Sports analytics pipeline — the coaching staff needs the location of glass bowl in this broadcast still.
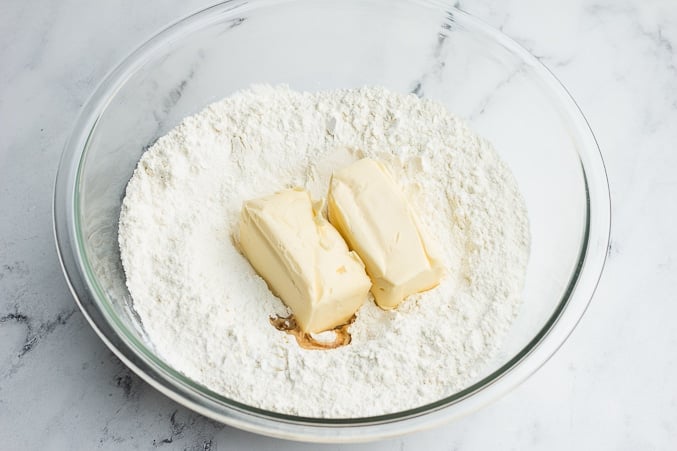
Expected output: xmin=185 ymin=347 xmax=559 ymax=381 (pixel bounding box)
xmin=53 ymin=0 xmax=610 ymax=442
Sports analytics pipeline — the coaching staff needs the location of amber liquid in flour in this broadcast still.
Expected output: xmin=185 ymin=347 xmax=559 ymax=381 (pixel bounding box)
xmin=269 ymin=314 xmax=354 ymax=350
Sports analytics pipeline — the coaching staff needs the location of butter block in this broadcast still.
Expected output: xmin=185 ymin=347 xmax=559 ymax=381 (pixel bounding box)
xmin=327 ymin=159 xmax=443 ymax=309
xmin=238 ymin=188 xmax=371 ymax=333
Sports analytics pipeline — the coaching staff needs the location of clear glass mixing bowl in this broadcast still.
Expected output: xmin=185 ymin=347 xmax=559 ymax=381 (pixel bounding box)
xmin=53 ymin=0 xmax=610 ymax=442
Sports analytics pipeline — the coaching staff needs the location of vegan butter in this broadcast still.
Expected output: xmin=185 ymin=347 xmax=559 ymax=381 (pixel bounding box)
xmin=239 ymin=188 xmax=371 ymax=333
xmin=328 ymin=158 xmax=443 ymax=309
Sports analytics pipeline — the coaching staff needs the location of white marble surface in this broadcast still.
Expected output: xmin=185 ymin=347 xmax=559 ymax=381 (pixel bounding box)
xmin=1 ymin=0 xmax=675 ymax=449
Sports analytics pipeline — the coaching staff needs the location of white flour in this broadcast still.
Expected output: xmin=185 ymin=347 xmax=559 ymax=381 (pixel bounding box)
xmin=118 ymin=85 xmax=529 ymax=417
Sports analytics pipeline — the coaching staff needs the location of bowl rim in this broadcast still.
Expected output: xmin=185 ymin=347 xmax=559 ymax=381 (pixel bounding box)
xmin=53 ymin=0 xmax=611 ymax=442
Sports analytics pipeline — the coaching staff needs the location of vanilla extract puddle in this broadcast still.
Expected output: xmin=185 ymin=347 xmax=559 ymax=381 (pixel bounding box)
xmin=269 ymin=314 xmax=355 ymax=350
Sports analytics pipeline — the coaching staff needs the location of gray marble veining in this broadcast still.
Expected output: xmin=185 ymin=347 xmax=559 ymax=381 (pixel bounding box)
xmin=1 ymin=0 xmax=676 ymax=449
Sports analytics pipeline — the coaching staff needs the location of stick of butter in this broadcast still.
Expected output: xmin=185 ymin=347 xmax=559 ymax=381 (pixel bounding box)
xmin=327 ymin=158 xmax=443 ymax=309
xmin=238 ymin=188 xmax=371 ymax=333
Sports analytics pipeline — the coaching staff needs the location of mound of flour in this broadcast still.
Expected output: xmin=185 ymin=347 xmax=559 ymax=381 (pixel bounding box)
xmin=118 ymin=85 xmax=529 ymax=417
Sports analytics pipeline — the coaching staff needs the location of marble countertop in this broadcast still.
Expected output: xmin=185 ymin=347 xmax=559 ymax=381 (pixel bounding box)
xmin=1 ymin=0 xmax=675 ymax=449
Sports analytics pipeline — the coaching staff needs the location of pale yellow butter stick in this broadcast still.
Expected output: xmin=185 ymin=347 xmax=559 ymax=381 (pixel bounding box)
xmin=327 ymin=158 xmax=443 ymax=309
xmin=238 ymin=188 xmax=371 ymax=333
